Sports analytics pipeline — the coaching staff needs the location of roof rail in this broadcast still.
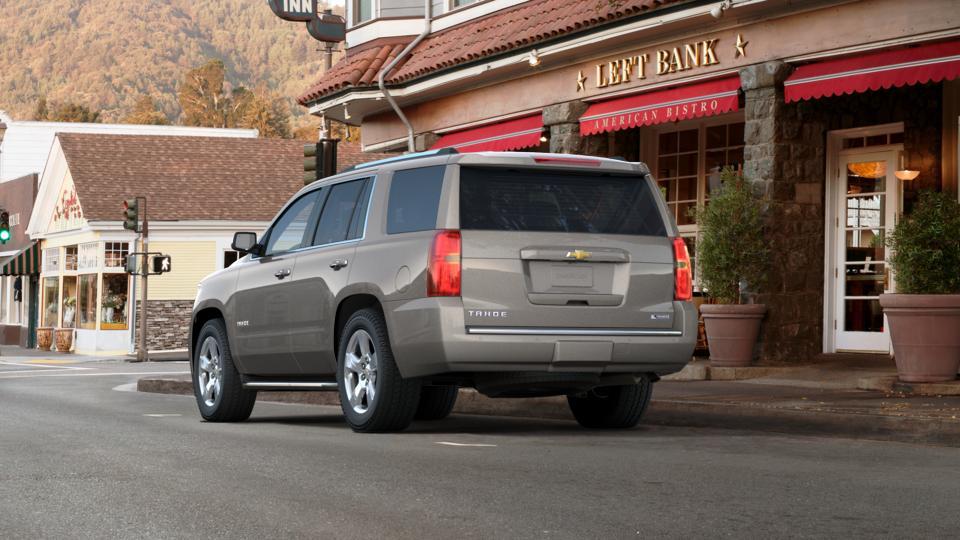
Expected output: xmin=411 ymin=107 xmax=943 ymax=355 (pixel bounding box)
xmin=344 ymin=147 xmax=458 ymax=172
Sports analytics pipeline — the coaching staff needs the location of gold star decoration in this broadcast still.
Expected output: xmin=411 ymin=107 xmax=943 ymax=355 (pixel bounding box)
xmin=576 ymin=70 xmax=587 ymax=92
xmin=735 ymin=33 xmax=749 ymax=58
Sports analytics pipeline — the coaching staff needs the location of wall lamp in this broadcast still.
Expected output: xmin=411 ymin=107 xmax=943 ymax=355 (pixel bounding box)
xmin=710 ymin=0 xmax=733 ymax=19
xmin=527 ymin=49 xmax=542 ymax=68
xmin=895 ymin=150 xmax=919 ymax=181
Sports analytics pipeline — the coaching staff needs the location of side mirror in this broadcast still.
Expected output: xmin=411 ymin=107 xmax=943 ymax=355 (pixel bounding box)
xmin=232 ymin=232 xmax=260 ymax=255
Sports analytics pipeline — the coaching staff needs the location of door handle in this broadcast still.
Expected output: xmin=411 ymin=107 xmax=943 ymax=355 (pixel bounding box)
xmin=330 ymin=259 xmax=349 ymax=271
xmin=274 ymin=268 xmax=291 ymax=280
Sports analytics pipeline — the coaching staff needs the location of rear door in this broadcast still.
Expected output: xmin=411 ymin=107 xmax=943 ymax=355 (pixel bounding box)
xmin=458 ymin=166 xmax=677 ymax=332
xmin=289 ymin=177 xmax=372 ymax=375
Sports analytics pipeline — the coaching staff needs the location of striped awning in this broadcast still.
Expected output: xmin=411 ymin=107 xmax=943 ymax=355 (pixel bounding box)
xmin=431 ymin=115 xmax=544 ymax=153
xmin=785 ymin=40 xmax=960 ymax=103
xmin=1 ymin=242 xmax=40 ymax=276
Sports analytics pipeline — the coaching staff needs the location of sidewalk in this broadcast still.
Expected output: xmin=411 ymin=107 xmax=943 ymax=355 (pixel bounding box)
xmin=137 ymin=357 xmax=960 ymax=446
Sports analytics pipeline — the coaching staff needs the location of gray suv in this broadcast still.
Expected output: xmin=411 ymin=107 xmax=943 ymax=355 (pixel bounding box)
xmin=190 ymin=150 xmax=696 ymax=432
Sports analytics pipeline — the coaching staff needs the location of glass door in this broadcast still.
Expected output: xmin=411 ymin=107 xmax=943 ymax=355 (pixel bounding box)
xmin=834 ymin=150 xmax=898 ymax=352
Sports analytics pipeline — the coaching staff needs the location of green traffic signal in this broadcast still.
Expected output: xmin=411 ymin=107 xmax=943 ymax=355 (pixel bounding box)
xmin=0 ymin=211 xmax=9 ymax=244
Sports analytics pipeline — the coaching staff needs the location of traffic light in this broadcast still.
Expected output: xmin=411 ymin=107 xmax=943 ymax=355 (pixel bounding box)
xmin=303 ymin=139 xmax=339 ymax=185
xmin=123 ymin=198 xmax=139 ymax=232
xmin=0 ymin=212 xmax=9 ymax=244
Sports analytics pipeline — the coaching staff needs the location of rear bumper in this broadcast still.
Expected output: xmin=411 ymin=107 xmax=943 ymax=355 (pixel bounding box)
xmin=383 ymin=297 xmax=696 ymax=379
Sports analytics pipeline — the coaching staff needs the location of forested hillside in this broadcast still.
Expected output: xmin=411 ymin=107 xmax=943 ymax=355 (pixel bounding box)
xmin=0 ymin=0 xmax=337 ymax=123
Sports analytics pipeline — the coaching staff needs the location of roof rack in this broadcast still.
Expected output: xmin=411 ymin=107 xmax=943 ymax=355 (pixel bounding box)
xmin=344 ymin=147 xmax=458 ymax=172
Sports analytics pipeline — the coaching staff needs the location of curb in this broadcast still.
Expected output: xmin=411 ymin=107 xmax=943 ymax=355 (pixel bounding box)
xmin=137 ymin=377 xmax=960 ymax=446
xmin=858 ymin=375 xmax=960 ymax=396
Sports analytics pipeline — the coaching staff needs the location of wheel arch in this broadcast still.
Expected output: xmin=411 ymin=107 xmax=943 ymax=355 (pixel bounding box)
xmin=334 ymin=293 xmax=384 ymax=360
xmin=191 ymin=306 xmax=225 ymax=373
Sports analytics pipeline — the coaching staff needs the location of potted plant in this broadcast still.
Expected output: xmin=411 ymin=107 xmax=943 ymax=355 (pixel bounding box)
xmin=695 ymin=168 xmax=769 ymax=367
xmin=62 ymin=296 xmax=76 ymax=328
xmin=880 ymin=191 xmax=960 ymax=382
xmin=102 ymin=294 xmax=120 ymax=323
xmin=55 ymin=327 xmax=74 ymax=353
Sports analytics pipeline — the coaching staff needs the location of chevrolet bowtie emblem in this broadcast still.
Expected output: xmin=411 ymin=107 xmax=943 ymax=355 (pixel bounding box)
xmin=565 ymin=250 xmax=592 ymax=261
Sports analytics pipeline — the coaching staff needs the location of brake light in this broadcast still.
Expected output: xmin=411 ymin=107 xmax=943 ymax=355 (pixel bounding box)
xmin=533 ymin=156 xmax=602 ymax=167
xmin=672 ymin=237 xmax=693 ymax=301
xmin=428 ymin=230 xmax=461 ymax=297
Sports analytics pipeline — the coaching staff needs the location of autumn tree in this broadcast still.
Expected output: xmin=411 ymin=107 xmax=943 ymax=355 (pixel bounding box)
xmin=122 ymin=95 xmax=170 ymax=125
xmin=178 ymin=59 xmax=231 ymax=128
xmin=33 ymin=98 xmax=101 ymax=123
xmin=236 ymin=85 xmax=291 ymax=138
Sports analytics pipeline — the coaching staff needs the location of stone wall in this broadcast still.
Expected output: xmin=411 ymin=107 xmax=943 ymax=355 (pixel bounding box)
xmin=133 ymin=299 xmax=192 ymax=351
xmin=741 ymin=61 xmax=943 ymax=363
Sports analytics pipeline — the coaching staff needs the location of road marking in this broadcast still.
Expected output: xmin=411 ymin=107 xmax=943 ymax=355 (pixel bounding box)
xmin=435 ymin=441 xmax=497 ymax=448
xmin=0 ymin=370 xmax=189 ymax=380
xmin=143 ymin=414 xmax=182 ymax=418
xmin=20 ymin=359 xmax=77 ymax=365
xmin=0 ymin=360 xmax=87 ymax=371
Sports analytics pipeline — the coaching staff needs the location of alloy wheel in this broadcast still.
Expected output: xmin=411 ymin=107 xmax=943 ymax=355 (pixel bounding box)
xmin=197 ymin=336 xmax=223 ymax=407
xmin=343 ymin=329 xmax=379 ymax=414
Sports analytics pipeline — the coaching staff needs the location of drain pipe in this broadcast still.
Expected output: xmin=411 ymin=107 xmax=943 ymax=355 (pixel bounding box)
xmin=378 ymin=0 xmax=432 ymax=153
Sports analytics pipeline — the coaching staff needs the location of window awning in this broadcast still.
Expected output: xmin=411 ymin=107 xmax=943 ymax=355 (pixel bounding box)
xmin=579 ymin=76 xmax=741 ymax=136
xmin=785 ymin=40 xmax=960 ymax=103
xmin=1 ymin=242 xmax=40 ymax=276
xmin=431 ymin=115 xmax=544 ymax=152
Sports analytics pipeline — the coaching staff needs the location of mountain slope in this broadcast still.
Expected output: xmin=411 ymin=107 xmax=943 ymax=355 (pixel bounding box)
xmin=0 ymin=0 xmax=336 ymax=123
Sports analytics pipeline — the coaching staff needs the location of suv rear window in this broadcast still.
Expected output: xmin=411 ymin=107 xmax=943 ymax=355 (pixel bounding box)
xmin=387 ymin=166 xmax=445 ymax=234
xmin=459 ymin=167 xmax=667 ymax=236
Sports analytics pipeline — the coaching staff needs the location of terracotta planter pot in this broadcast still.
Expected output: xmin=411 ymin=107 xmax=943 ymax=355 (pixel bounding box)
xmin=700 ymin=304 xmax=766 ymax=367
xmin=879 ymin=294 xmax=960 ymax=383
xmin=36 ymin=327 xmax=54 ymax=351
xmin=55 ymin=328 xmax=74 ymax=353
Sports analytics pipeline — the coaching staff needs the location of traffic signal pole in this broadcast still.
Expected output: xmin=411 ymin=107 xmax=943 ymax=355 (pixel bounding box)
xmin=137 ymin=196 xmax=149 ymax=363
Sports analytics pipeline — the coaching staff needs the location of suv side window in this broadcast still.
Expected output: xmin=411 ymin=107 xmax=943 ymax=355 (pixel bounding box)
xmin=387 ymin=166 xmax=445 ymax=234
xmin=263 ymin=190 xmax=322 ymax=256
xmin=313 ymin=178 xmax=368 ymax=246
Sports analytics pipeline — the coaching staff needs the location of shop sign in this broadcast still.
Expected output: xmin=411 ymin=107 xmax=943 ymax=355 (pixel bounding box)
xmin=577 ymin=34 xmax=749 ymax=92
xmin=50 ymin=178 xmax=85 ymax=233
xmin=267 ymin=0 xmax=316 ymax=22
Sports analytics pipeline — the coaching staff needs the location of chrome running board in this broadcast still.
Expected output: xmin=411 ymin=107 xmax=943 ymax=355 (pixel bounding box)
xmin=466 ymin=327 xmax=682 ymax=337
xmin=242 ymin=381 xmax=339 ymax=391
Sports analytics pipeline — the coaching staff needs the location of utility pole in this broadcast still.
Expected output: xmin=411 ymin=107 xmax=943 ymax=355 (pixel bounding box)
xmin=137 ymin=197 xmax=148 ymax=362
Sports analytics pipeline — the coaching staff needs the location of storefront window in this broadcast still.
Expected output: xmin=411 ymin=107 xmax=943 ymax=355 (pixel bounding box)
xmin=104 ymin=242 xmax=129 ymax=268
xmin=79 ymin=242 xmax=100 ymax=271
xmin=43 ymin=248 xmax=59 ymax=274
xmin=658 ymin=128 xmax=700 ymax=226
xmin=78 ymin=274 xmax=98 ymax=330
xmin=64 ymin=246 xmax=78 ymax=271
xmin=42 ymin=277 xmax=59 ymax=327
xmin=61 ymin=276 xmax=78 ymax=328
xmin=101 ymin=274 xmax=129 ymax=330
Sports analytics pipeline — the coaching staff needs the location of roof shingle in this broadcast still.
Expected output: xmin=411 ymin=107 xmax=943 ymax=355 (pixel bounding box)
xmin=299 ymin=0 xmax=684 ymax=105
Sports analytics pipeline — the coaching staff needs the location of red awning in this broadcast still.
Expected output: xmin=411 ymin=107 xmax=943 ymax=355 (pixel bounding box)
xmin=579 ymin=77 xmax=740 ymax=136
xmin=785 ymin=40 xmax=960 ymax=103
xmin=431 ymin=115 xmax=543 ymax=152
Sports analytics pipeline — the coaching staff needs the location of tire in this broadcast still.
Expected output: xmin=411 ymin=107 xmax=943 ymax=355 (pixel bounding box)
xmin=566 ymin=377 xmax=653 ymax=429
xmin=336 ymin=308 xmax=421 ymax=432
xmin=415 ymin=385 xmax=459 ymax=420
xmin=193 ymin=318 xmax=256 ymax=422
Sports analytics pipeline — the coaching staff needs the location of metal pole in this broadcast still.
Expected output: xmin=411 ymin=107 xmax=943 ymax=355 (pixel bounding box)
xmin=137 ymin=196 xmax=149 ymax=362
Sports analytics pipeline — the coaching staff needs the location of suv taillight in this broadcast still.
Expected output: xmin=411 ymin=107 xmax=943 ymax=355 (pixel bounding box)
xmin=428 ymin=230 xmax=461 ymax=297
xmin=672 ymin=237 xmax=693 ymax=302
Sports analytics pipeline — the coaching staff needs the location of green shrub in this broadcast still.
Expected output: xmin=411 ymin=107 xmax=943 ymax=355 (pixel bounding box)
xmin=887 ymin=190 xmax=960 ymax=294
xmin=694 ymin=168 xmax=769 ymax=304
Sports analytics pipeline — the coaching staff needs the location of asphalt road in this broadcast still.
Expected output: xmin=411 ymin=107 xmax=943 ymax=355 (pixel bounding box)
xmin=1 ymin=359 xmax=959 ymax=539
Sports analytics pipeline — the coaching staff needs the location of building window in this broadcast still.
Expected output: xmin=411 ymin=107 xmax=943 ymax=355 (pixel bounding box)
xmin=62 ymin=276 xmax=78 ymax=328
xmin=43 ymin=248 xmax=59 ymax=274
xmin=101 ymin=274 xmax=128 ymax=330
xmin=451 ymin=0 xmax=478 ymax=8
xmin=42 ymin=277 xmax=59 ymax=327
xmin=64 ymin=246 xmax=78 ymax=271
xmin=355 ymin=0 xmax=374 ymax=23
xmin=79 ymin=242 xmax=100 ymax=271
xmin=104 ymin=242 xmax=129 ymax=269
xmin=0 ymin=277 xmax=7 ymax=324
xmin=78 ymin=274 xmax=98 ymax=330
xmin=654 ymin=118 xmax=745 ymax=290
xmin=224 ymin=250 xmax=240 ymax=268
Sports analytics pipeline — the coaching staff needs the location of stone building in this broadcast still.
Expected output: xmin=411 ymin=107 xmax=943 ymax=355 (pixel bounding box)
xmin=299 ymin=0 xmax=960 ymax=361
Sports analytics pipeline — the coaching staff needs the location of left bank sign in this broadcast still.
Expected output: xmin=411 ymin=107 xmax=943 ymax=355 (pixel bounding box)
xmin=267 ymin=0 xmax=316 ymax=22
